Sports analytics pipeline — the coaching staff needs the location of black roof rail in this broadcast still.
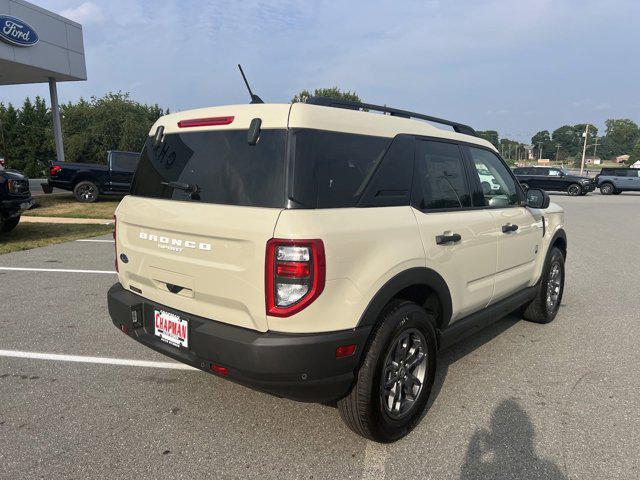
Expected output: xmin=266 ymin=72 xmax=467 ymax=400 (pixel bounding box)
xmin=305 ymin=96 xmax=478 ymax=137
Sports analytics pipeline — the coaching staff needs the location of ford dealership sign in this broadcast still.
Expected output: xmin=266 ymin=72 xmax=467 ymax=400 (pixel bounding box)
xmin=0 ymin=15 xmax=39 ymax=46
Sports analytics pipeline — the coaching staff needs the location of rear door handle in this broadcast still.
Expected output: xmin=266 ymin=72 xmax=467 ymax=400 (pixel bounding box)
xmin=436 ymin=233 xmax=462 ymax=245
xmin=502 ymin=223 xmax=519 ymax=233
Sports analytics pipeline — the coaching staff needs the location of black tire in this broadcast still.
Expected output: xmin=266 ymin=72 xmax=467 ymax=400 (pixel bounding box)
xmin=523 ymin=247 xmax=565 ymax=324
xmin=599 ymin=183 xmax=614 ymax=195
xmin=0 ymin=215 xmax=20 ymax=233
xmin=520 ymin=182 xmax=530 ymax=192
xmin=613 ymin=190 xmax=622 ymax=195
xmin=74 ymin=180 xmax=99 ymax=203
xmin=338 ymin=300 xmax=437 ymax=442
xmin=567 ymin=184 xmax=581 ymax=196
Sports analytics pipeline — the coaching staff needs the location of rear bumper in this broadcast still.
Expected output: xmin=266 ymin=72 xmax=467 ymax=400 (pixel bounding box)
xmin=107 ymin=283 xmax=371 ymax=403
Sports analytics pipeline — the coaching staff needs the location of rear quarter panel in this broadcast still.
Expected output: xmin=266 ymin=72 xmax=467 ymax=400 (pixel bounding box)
xmin=271 ymin=206 xmax=424 ymax=333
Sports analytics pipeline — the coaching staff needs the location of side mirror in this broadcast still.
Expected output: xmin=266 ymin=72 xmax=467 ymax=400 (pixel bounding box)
xmin=526 ymin=188 xmax=550 ymax=209
xmin=247 ymin=118 xmax=262 ymax=145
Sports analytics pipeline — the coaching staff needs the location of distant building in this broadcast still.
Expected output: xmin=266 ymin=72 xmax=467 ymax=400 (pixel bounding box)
xmin=537 ymin=159 xmax=550 ymax=164
xmin=616 ymin=155 xmax=630 ymax=163
xmin=585 ymin=158 xmax=602 ymax=165
xmin=631 ymin=160 xmax=640 ymax=169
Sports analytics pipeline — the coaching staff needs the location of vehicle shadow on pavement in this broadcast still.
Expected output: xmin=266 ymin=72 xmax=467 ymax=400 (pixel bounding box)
xmin=429 ymin=313 xmax=521 ymax=408
xmin=459 ymin=398 xmax=567 ymax=480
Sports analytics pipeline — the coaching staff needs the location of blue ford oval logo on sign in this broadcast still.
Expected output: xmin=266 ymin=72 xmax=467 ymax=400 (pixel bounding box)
xmin=0 ymin=15 xmax=39 ymax=47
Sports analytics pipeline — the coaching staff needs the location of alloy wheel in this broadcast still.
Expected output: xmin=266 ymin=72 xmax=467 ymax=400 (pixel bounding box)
xmin=381 ymin=327 xmax=428 ymax=419
xmin=546 ymin=262 xmax=562 ymax=312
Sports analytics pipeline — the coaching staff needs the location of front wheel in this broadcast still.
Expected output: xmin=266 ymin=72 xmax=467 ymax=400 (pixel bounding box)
xmin=567 ymin=184 xmax=581 ymax=196
xmin=523 ymin=247 xmax=565 ymax=324
xmin=0 ymin=215 xmax=20 ymax=233
xmin=338 ymin=301 xmax=437 ymax=442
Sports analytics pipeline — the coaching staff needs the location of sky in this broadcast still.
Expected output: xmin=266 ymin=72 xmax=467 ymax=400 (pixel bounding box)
xmin=2 ymin=0 xmax=640 ymax=142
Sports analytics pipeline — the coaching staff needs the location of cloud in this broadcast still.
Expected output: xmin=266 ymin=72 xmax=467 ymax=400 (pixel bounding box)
xmin=60 ymin=2 xmax=105 ymax=25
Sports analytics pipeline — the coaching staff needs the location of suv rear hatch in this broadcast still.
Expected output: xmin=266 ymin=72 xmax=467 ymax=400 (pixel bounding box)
xmin=115 ymin=105 xmax=291 ymax=332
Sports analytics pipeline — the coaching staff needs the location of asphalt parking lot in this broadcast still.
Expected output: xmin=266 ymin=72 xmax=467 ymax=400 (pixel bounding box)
xmin=1 ymin=193 xmax=639 ymax=480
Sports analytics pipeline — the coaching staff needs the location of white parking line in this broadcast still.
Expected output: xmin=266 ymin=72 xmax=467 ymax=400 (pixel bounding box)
xmin=0 ymin=349 xmax=197 ymax=370
xmin=76 ymin=239 xmax=115 ymax=243
xmin=0 ymin=267 xmax=116 ymax=274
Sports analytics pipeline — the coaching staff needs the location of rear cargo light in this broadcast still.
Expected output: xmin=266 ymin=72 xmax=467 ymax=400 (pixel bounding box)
xmin=177 ymin=116 xmax=234 ymax=128
xmin=265 ymin=239 xmax=325 ymax=317
xmin=49 ymin=165 xmax=61 ymax=175
xmin=113 ymin=215 xmax=118 ymax=273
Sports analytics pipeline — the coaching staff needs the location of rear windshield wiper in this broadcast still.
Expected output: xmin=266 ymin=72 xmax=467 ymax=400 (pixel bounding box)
xmin=161 ymin=181 xmax=200 ymax=194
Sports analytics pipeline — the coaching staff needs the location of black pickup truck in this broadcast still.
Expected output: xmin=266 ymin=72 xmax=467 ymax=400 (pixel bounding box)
xmin=1 ymin=168 xmax=34 ymax=233
xmin=42 ymin=151 xmax=139 ymax=202
xmin=513 ymin=166 xmax=595 ymax=196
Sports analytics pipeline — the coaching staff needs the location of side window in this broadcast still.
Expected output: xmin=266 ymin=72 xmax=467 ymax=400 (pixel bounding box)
xmin=413 ymin=140 xmax=471 ymax=210
xmin=112 ymin=153 xmax=139 ymax=172
xmin=616 ymin=170 xmax=629 ymax=177
xmin=548 ymin=169 xmax=562 ymax=177
xmin=467 ymin=147 xmax=520 ymax=207
xmin=358 ymin=135 xmax=414 ymax=207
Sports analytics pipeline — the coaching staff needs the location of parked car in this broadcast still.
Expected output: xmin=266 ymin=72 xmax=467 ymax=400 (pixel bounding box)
xmin=107 ymin=97 xmax=567 ymax=442
xmin=594 ymin=168 xmax=640 ymax=195
xmin=42 ymin=151 xmax=139 ymax=202
xmin=513 ymin=166 xmax=595 ymax=196
xmin=0 ymin=168 xmax=34 ymax=233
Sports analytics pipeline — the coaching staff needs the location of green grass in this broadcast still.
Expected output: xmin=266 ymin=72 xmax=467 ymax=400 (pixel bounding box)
xmin=24 ymin=194 xmax=122 ymax=219
xmin=0 ymin=222 xmax=114 ymax=255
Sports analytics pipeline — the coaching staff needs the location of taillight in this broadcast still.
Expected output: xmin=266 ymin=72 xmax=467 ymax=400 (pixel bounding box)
xmin=265 ymin=239 xmax=325 ymax=317
xmin=50 ymin=165 xmax=61 ymax=175
xmin=177 ymin=116 xmax=234 ymax=128
xmin=113 ymin=215 xmax=118 ymax=273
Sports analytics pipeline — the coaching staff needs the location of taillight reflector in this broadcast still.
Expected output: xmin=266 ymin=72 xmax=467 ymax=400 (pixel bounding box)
xmin=177 ymin=116 xmax=234 ymax=128
xmin=50 ymin=165 xmax=61 ymax=175
xmin=336 ymin=344 xmax=357 ymax=358
xmin=210 ymin=364 xmax=229 ymax=376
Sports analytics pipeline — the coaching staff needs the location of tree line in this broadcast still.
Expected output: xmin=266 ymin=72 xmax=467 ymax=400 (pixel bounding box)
xmin=478 ymin=119 xmax=640 ymax=165
xmin=0 ymin=92 xmax=165 ymax=177
xmin=1 ymin=88 xmax=638 ymax=177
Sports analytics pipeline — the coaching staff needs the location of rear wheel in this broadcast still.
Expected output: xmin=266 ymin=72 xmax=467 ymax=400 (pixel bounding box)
xmin=74 ymin=181 xmax=99 ymax=203
xmin=523 ymin=247 xmax=565 ymax=324
xmin=338 ymin=301 xmax=437 ymax=442
xmin=567 ymin=184 xmax=581 ymax=196
xmin=0 ymin=215 xmax=20 ymax=233
xmin=599 ymin=183 xmax=614 ymax=195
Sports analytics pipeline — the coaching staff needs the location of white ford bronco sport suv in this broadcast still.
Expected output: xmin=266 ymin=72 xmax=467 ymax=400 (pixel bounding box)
xmin=108 ymin=97 xmax=566 ymax=442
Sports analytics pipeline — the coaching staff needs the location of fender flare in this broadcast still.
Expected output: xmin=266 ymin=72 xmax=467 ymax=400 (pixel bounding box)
xmin=356 ymin=267 xmax=453 ymax=330
xmin=549 ymin=228 xmax=567 ymax=258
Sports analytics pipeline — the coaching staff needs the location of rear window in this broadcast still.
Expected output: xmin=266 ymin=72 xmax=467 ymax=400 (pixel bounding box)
xmin=111 ymin=152 xmax=139 ymax=172
xmin=131 ymin=129 xmax=286 ymax=208
xmin=288 ymin=129 xmax=391 ymax=208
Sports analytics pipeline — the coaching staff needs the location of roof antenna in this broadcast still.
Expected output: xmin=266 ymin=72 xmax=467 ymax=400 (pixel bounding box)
xmin=237 ymin=64 xmax=264 ymax=104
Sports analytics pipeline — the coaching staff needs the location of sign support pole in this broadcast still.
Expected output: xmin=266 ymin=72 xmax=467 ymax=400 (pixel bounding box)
xmin=48 ymin=77 xmax=65 ymax=163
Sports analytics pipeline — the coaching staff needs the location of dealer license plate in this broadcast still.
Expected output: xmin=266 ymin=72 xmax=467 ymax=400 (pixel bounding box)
xmin=153 ymin=309 xmax=188 ymax=348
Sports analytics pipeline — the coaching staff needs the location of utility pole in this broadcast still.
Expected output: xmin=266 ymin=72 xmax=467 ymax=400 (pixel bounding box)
xmin=556 ymin=144 xmax=561 ymax=164
xmin=580 ymin=124 xmax=589 ymax=175
xmin=538 ymin=142 xmax=543 ymax=160
xmin=592 ymin=137 xmax=599 ymax=159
